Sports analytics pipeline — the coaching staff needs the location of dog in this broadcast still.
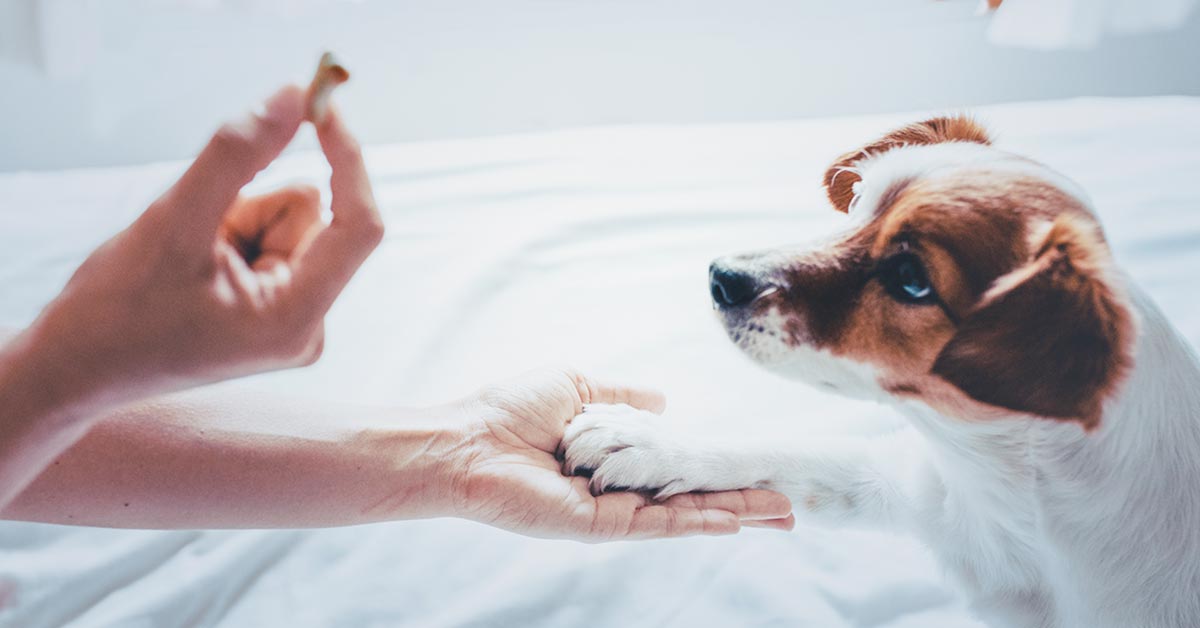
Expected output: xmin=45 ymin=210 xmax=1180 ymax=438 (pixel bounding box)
xmin=561 ymin=116 xmax=1200 ymax=628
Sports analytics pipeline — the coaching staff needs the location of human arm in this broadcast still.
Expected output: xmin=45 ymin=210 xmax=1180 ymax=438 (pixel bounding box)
xmin=0 ymin=384 xmax=457 ymax=529
xmin=0 ymin=83 xmax=381 ymax=511
xmin=1 ymin=368 xmax=794 ymax=539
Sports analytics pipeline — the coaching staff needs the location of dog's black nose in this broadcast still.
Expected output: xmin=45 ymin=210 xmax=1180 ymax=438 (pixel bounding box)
xmin=710 ymin=262 xmax=761 ymax=308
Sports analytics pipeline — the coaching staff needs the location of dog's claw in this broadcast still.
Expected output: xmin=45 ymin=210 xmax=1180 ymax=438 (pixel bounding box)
xmin=561 ymin=404 xmax=701 ymax=499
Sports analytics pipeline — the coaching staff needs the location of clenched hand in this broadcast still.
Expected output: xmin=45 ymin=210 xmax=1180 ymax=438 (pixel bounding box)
xmin=25 ymin=85 xmax=383 ymax=413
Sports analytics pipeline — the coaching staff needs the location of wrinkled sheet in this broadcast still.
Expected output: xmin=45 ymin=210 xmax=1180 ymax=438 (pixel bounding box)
xmin=1 ymin=97 xmax=1198 ymax=627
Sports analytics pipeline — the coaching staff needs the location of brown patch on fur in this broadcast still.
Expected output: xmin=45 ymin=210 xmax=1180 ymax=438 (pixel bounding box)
xmin=773 ymin=242 xmax=874 ymax=348
xmin=827 ymin=176 xmax=1128 ymax=428
xmin=779 ymin=170 xmax=1068 ymax=355
xmin=743 ymin=117 xmax=1131 ymax=429
xmin=931 ymin=214 xmax=1133 ymax=428
xmin=878 ymin=172 xmax=1086 ymax=297
xmin=821 ymin=171 xmax=1101 ymax=387
xmin=824 ymin=115 xmax=992 ymax=213
xmin=884 ymin=382 xmax=922 ymax=396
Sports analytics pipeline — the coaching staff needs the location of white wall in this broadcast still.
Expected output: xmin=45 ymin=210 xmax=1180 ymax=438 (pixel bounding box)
xmin=2 ymin=0 xmax=1199 ymax=172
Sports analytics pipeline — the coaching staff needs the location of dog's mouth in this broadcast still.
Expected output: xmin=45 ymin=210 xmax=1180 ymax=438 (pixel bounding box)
xmin=716 ymin=301 xmax=885 ymax=401
xmin=714 ymin=290 xmax=795 ymax=366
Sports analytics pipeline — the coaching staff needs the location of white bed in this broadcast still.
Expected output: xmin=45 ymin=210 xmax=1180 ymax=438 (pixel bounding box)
xmin=1 ymin=97 xmax=1198 ymax=627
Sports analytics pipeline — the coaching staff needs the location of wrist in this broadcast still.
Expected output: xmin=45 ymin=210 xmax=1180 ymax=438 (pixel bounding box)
xmin=350 ymin=402 xmax=477 ymax=523
xmin=0 ymin=327 xmax=104 ymax=511
xmin=0 ymin=321 xmax=103 ymax=430
xmin=430 ymin=396 xmax=530 ymax=525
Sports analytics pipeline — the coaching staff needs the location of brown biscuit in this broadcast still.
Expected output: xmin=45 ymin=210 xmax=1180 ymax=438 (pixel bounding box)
xmin=305 ymin=52 xmax=350 ymax=124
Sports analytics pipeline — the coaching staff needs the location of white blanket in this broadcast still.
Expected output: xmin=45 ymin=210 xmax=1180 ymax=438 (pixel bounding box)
xmin=1 ymin=97 xmax=1198 ymax=627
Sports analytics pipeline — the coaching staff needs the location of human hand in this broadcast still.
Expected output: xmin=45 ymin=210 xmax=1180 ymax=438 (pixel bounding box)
xmin=446 ymin=368 xmax=795 ymax=541
xmin=22 ymin=85 xmax=383 ymax=413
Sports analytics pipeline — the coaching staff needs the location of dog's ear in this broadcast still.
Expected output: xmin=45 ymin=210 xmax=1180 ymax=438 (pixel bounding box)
xmin=931 ymin=214 xmax=1133 ymax=429
xmin=824 ymin=115 xmax=991 ymax=213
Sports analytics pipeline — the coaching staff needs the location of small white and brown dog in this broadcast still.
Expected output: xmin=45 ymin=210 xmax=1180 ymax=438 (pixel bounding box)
xmin=562 ymin=117 xmax=1200 ymax=628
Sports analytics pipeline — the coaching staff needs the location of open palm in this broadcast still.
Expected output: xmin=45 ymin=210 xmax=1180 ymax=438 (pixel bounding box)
xmin=452 ymin=368 xmax=793 ymax=541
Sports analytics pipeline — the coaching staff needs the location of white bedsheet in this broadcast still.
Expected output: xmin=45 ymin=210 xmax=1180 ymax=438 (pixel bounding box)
xmin=1 ymin=97 xmax=1198 ymax=628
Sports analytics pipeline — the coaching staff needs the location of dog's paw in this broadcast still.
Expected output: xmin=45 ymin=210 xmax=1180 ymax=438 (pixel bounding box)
xmin=560 ymin=403 xmax=706 ymax=500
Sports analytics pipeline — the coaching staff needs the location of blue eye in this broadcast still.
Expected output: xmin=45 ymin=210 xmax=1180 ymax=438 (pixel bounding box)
xmin=879 ymin=253 xmax=935 ymax=303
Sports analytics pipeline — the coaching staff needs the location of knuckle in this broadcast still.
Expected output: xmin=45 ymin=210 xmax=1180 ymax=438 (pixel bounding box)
xmin=299 ymin=339 xmax=324 ymax=366
xmin=575 ymin=380 xmax=593 ymax=406
xmin=266 ymin=313 xmax=314 ymax=356
xmin=564 ymin=368 xmax=592 ymax=404
xmin=279 ymin=330 xmax=322 ymax=366
xmin=211 ymin=122 xmax=255 ymax=155
xmin=333 ymin=202 xmax=385 ymax=247
xmin=349 ymin=210 xmax=385 ymax=248
xmin=664 ymin=508 xmax=681 ymax=534
xmin=362 ymin=213 xmax=386 ymax=244
xmin=250 ymin=107 xmax=292 ymax=143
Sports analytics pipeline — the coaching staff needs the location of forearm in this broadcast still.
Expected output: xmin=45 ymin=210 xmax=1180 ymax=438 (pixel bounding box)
xmin=0 ymin=386 xmax=468 ymax=529
xmin=0 ymin=325 xmax=104 ymax=511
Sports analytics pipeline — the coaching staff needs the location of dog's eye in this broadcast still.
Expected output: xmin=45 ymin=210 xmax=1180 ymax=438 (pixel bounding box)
xmin=878 ymin=253 xmax=935 ymax=303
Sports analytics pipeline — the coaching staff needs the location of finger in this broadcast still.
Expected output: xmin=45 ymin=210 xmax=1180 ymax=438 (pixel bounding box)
xmin=248 ymin=255 xmax=295 ymax=303
xmin=659 ymin=489 xmax=793 ymax=520
xmin=222 ymin=185 xmax=322 ymax=264
xmin=571 ymin=371 xmax=667 ymax=415
xmin=214 ymin=239 xmax=262 ymax=305
xmin=626 ymin=504 xmax=740 ymax=538
xmin=584 ymin=490 xmax=647 ymax=540
xmin=742 ymin=515 xmax=796 ymax=531
xmin=289 ymin=105 xmax=384 ymax=317
xmin=160 ymin=85 xmax=306 ymax=247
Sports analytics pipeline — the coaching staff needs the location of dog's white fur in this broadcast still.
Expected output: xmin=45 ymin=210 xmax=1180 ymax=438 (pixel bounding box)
xmin=563 ymin=142 xmax=1200 ymax=627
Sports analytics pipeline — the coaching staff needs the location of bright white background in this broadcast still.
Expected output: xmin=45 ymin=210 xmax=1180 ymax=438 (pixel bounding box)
xmin=1 ymin=4 xmax=1199 ymax=627
xmin=2 ymin=0 xmax=1199 ymax=172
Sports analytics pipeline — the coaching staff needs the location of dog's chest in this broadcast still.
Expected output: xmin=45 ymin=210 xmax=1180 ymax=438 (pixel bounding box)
xmin=934 ymin=510 xmax=1041 ymax=586
xmin=916 ymin=465 xmax=1056 ymax=625
xmin=932 ymin=512 xmax=1055 ymax=627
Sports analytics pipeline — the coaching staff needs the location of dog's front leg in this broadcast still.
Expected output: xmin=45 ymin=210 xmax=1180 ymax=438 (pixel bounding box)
xmin=561 ymin=404 xmax=929 ymax=531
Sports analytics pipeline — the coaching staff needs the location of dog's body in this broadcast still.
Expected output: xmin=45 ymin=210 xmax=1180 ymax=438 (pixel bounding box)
xmin=563 ymin=118 xmax=1200 ymax=627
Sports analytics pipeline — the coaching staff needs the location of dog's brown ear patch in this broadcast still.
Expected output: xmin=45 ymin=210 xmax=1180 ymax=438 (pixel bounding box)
xmin=824 ymin=115 xmax=992 ymax=213
xmin=931 ymin=214 xmax=1133 ymax=429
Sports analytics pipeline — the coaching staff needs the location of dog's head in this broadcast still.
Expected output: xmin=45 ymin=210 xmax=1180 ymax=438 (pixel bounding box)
xmin=712 ymin=116 xmax=1134 ymax=430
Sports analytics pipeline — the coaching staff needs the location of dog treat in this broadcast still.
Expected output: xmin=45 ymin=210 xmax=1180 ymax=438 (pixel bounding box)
xmin=305 ymin=52 xmax=350 ymax=124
